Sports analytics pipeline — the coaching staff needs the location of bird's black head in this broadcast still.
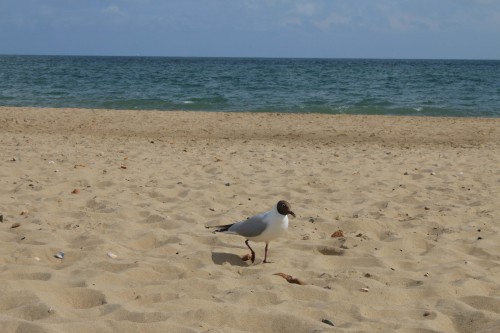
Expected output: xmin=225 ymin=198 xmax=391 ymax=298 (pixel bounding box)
xmin=277 ymin=200 xmax=296 ymax=217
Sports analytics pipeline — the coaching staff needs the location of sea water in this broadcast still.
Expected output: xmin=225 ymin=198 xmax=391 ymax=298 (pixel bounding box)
xmin=1 ymin=55 xmax=499 ymax=117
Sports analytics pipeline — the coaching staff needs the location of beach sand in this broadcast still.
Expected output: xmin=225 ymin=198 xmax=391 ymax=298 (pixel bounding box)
xmin=1 ymin=106 xmax=499 ymax=333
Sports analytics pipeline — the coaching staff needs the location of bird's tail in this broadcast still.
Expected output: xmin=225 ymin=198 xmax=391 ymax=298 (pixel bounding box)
xmin=206 ymin=223 xmax=234 ymax=233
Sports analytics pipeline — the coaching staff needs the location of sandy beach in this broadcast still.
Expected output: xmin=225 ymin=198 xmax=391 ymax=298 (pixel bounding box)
xmin=1 ymin=106 xmax=499 ymax=333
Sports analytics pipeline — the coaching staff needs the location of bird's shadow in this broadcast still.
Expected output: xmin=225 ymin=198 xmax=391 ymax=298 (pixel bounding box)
xmin=211 ymin=252 xmax=250 ymax=266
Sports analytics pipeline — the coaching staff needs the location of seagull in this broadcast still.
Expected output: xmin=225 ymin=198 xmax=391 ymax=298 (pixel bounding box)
xmin=209 ymin=200 xmax=296 ymax=263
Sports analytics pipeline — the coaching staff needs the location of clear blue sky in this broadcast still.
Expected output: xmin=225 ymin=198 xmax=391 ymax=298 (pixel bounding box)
xmin=1 ymin=0 xmax=499 ymax=59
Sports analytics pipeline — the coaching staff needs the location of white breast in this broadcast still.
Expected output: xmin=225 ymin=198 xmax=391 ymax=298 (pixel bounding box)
xmin=249 ymin=215 xmax=288 ymax=242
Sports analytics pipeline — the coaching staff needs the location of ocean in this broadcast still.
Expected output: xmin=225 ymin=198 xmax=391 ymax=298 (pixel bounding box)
xmin=1 ymin=55 xmax=499 ymax=117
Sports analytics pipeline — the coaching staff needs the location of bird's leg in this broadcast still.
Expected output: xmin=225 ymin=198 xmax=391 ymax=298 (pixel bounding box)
xmin=245 ymin=240 xmax=256 ymax=263
xmin=263 ymin=242 xmax=271 ymax=263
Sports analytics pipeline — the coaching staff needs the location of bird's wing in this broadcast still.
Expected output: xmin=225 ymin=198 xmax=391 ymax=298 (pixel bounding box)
xmin=229 ymin=213 xmax=268 ymax=238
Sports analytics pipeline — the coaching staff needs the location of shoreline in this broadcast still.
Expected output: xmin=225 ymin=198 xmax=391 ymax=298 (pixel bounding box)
xmin=2 ymin=106 xmax=499 ymax=146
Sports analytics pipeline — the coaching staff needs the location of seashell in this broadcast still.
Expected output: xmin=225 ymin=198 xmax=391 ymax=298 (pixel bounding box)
xmin=107 ymin=251 xmax=117 ymax=259
xmin=241 ymin=253 xmax=252 ymax=261
xmin=11 ymin=222 xmax=21 ymax=229
xmin=331 ymin=230 xmax=344 ymax=238
xmin=360 ymin=287 xmax=369 ymax=292
xmin=54 ymin=251 xmax=65 ymax=259
xmin=321 ymin=319 xmax=335 ymax=326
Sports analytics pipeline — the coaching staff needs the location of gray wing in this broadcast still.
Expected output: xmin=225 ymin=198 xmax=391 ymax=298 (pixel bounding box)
xmin=229 ymin=213 xmax=268 ymax=238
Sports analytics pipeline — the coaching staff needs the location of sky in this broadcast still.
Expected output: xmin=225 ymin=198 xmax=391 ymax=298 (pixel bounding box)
xmin=1 ymin=0 xmax=499 ymax=59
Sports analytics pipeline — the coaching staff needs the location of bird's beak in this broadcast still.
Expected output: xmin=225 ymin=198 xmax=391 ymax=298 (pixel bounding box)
xmin=289 ymin=211 xmax=296 ymax=218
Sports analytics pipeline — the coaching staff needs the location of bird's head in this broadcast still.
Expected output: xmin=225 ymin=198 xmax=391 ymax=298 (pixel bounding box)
xmin=277 ymin=200 xmax=296 ymax=217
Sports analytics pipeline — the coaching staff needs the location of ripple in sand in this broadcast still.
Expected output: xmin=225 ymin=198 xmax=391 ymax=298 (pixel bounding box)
xmin=10 ymin=272 xmax=52 ymax=281
xmin=56 ymin=288 xmax=107 ymax=309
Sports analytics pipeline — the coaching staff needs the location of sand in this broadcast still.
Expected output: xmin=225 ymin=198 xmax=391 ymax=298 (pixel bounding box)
xmin=1 ymin=106 xmax=499 ymax=333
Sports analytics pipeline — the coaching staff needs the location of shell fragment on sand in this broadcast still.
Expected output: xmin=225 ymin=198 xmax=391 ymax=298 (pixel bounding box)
xmin=273 ymin=273 xmax=306 ymax=285
xmin=107 ymin=251 xmax=118 ymax=259
xmin=54 ymin=251 xmax=65 ymax=259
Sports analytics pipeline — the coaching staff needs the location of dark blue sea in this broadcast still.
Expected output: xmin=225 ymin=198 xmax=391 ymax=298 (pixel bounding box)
xmin=1 ymin=55 xmax=499 ymax=117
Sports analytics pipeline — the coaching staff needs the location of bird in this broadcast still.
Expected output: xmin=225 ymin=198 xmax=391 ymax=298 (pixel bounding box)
xmin=209 ymin=200 xmax=295 ymax=263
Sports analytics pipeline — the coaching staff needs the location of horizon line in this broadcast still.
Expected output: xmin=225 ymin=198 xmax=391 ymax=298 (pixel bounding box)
xmin=1 ymin=53 xmax=499 ymax=62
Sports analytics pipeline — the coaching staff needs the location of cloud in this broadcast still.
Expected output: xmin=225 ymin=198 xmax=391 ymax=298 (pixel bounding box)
xmin=99 ymin=4 xmax=131 ymax=25
xmin=315 ymin=13 xmax=351 ymax=30
xmin=388 ymin=13 xmax=439 ymax=32
xmin=102 ymin=5 xmax=125 ymax=16
xmin=277 ymin=1 xmax=352 ymax=31
xmin=295 ymin=3 xmax=316 ymax=16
